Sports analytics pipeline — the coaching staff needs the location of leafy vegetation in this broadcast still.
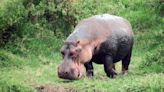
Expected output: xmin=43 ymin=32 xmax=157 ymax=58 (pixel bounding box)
xmin=0 ymin=0 xmax=163 ymax=92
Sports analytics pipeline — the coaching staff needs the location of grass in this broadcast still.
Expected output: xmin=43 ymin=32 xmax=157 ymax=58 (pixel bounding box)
xmin=0 ymin=0 xmax=163 ymax=91
xmin=0 ymin=25 xmax=164 ymax=92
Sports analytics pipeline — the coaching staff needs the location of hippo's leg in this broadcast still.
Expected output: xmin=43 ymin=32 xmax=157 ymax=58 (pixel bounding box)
xmin=84 ymin=62 xmax=93 ymax=77
xmin=112 ymin=64 xmax=115 ymax=70
xmin=112 ymin=64 xmax=117 ymax=73
xmin=104 ymin=56 xmax=117 ymax=78
xmin=122 ymin=51 xmax=132 ymax=75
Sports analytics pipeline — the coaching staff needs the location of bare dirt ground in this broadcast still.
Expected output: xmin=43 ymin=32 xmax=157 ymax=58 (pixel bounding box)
xmin=35 ymin=84 xmax=77 ymax=92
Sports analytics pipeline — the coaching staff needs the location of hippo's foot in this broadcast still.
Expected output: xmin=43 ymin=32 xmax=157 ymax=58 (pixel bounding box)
xmin=86 ymin=70 xmax=93 ymax=78
xmin=122 ymin=70 xmax=128 ymax=76
xmin=106 ymin=69 xmax=117 ymax=78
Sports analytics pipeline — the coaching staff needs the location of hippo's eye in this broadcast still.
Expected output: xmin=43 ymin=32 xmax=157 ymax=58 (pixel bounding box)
xmin=61 ymin=51 xmax=65 ymax=56
xmin=69 ymin=52 xmax=74 ymax=57
xmin=76 ymin=48 xmax=81 ymax=52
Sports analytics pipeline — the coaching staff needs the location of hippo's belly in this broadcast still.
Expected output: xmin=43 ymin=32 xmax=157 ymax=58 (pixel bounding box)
xmin=91 ymin=53 xmax=106 ymax=64
xmin=91 ymin=34 xmax=132 ymax=64
xmin=91 ymin=50 xmax=128 ymax=64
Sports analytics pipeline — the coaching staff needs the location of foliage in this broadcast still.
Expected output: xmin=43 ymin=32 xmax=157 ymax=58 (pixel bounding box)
xmin=0 ymin=0 xmax=26 ymax=46
xmin=0 ymin=0 xmax=163 ymax=92
xmin=0 ymin=0 xmax=163 ymax=48
xmin=0 ymin=0 xmax=26 ymax=31
xmin=0 ymin=0 xmax=77 ymax=47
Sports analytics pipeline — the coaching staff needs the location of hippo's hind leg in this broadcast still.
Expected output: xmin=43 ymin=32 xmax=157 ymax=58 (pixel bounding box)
xmin=112 ymin=64 xmax=115 ymax=70
xmin=84 ymin=62 xmax=93 ymax=78
xmin=122 ymin=50 xmax=132 ymax=75
xmin=104 ymin=56 xmax=117 ymax=78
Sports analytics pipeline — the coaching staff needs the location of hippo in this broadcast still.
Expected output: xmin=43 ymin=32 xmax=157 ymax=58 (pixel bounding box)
xmin=58 ymin=14 xmax=133 ymax=80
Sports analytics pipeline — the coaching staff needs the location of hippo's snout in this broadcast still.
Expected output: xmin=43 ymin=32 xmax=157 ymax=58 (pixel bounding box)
xmin=58 ymin=65 xmax=81 ymax=80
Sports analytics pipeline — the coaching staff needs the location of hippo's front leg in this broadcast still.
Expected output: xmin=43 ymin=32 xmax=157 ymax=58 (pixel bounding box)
xmin=104 ymin=56 xmax=117 ymax=78
xmin=84 ymin=62 xmax=93 ymax=78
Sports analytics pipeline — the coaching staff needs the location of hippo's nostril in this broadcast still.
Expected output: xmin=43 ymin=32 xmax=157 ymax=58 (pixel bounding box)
xmin=65 ymin=71 xmax=68 ymax=75
xmin=63 ymin=71 xmax=70 ymax=76
xmin=58 ymin=71 xmax=69 ymax=78
xmin=78 ymin=73 xmax=80 ymax=77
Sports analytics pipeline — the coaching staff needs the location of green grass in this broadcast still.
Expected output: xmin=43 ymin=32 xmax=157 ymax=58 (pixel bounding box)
xmin=0 ymin=25 xmax=164 ymax=92
xmin=0 ymin=0 xmax=163 ymax=91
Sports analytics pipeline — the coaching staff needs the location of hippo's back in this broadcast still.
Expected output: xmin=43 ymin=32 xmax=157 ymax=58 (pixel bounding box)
xmin=67 ymin=14 xmax=133 ymax=44
xmin=79 ymin=14 xmax=134 ymax=63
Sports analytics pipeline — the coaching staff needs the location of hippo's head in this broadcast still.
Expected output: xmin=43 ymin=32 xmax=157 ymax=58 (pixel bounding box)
xmin=58 ymin=40 xmax=92 ymax=80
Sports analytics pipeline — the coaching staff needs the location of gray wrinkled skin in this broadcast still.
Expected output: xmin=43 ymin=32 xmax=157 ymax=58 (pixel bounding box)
xmin=58 ymin=14 xmax=134 ymax=79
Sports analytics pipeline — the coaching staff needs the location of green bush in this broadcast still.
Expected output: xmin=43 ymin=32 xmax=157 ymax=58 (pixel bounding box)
xmin=0 ymin=0 xmax=163 ymax=92
xmin=0 ymin=0 xmax=26 ymax=31
xmin=1 ymin=0 xmax=162 ymax=47
xmin=0 ymin=0 xmax=77 ymax=47
xmin=0 ymin=0 xmax=27 ymax=46
xmin=24 ymin=0 xmax=78 ymax=36
xmin=4 ymin=22 xmax=63 ymax=56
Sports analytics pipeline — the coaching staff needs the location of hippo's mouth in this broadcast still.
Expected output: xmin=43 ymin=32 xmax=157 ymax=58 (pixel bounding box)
xmin=58 ymin=60 xmax=86 ymax=80
xmin=58 ymin=67 xmax=83 ymax=80
xmin=58 ymin=71 xmax=81 ymax=80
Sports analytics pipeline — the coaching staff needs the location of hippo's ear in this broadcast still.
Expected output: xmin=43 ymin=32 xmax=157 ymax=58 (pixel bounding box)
xmin=75 ymin=40 xmax=80 ymax=47
xmin=76 ymin=48 xmax=81 ymax=53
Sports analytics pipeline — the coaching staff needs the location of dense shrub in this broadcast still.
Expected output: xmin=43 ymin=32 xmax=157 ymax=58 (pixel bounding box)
xmin=0 ymin=0 xmax=78 ymax=47
xmin=4 ymin=22 xmax=63 ymax=57
xmin=23 ymin=0 xmax=78 ymax=36
xmin=0 ymin=0 xmax=26 ymax=46
xmin=0 ymin=0 xmax=26 ymax=31
xmin=0 ymin=0 xmax=163 ymax=92
xmin=0 ymin=0 xmax=162 ymax=47
xmin=0 ymin=0 xmax=163 ymax=57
